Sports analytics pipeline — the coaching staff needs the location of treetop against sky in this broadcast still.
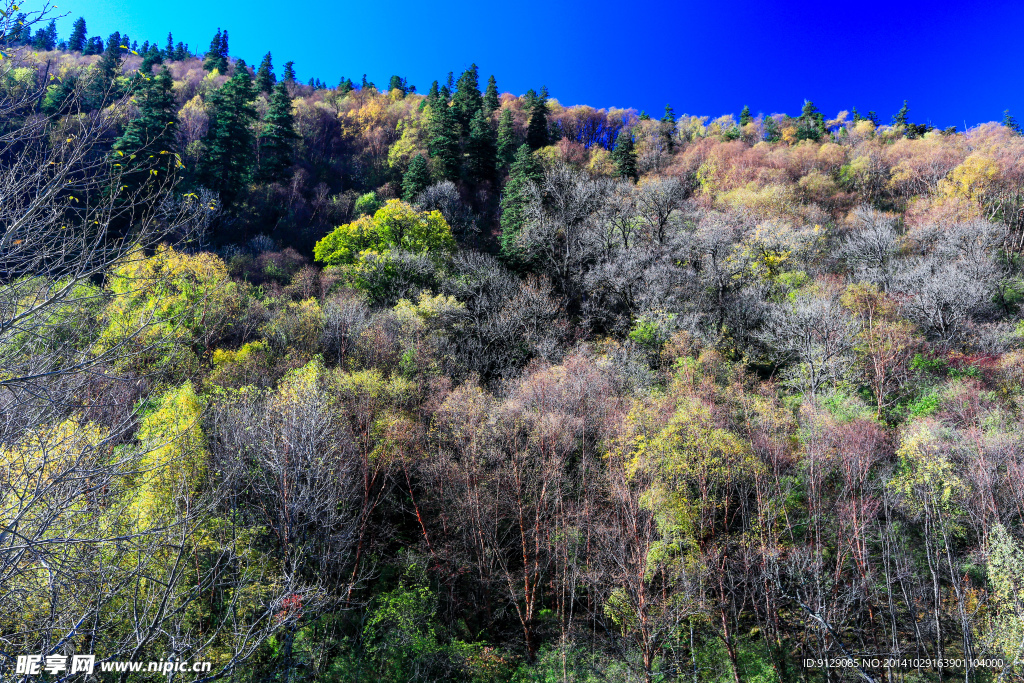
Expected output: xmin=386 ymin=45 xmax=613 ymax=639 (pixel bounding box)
xmin=50 ymin=0 xmax=1024 ymax=130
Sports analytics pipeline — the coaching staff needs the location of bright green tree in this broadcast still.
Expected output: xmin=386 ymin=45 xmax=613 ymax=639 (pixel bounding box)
xmin=314 ymin=199 xmax=456 ymax=266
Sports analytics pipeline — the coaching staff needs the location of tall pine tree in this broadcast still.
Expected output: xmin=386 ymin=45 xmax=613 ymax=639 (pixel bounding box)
xmin=483 ymin=75 xmax=499 ymax=113
xmin=499 ymin=144 xmax=544 ymax=265
xmin=259 ymin=82 xmax=297 ymax=181
xmin=660 ymin=105 xmax=676 ymax=152
xmin=112 ymin=66 xmax=178 ymax=193
xmin=452 ymin=63 xmax=482 ymax=129
xmin=255 ymin=52 xmax=275 ymax=93
xmin=402 ymin=153 xmax=431 ymax=201
xmin=612 ymin=130 xmax=638 ymax=182
xmin=282 ymin=61 xmax=296 ymax=83
xmin=68 ymin=17 xmax=87 ymax=52
xmin=428 ymin=85 xmax=460 ymax=181
xmin=739 ymin=105 xmax=752 ymax=126
xmin=202 ymin=58 xmax=258 ymax=203
xmin=203 ymin=29 xmax=228 ymax=72
xmin=466 ymin=107 xmax=497 ymax=183
xmin=526 ymin=87 xmax=549 ymax=150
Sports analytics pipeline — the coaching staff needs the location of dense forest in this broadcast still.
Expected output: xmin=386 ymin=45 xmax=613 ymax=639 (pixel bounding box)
xmin=3 ymin=4 xmax=1024 ymax=682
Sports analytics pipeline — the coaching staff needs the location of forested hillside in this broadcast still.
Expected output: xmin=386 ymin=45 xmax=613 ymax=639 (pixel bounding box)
xmin=4 ymin=5 xmax=1024 ymax=682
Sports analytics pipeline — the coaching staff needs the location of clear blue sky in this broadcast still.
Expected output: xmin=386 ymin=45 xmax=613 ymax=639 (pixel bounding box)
xmin=48 ymin=0 xmax=1024 ymax=129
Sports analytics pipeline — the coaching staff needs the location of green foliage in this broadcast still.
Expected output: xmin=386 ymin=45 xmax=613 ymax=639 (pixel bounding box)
xmin=202 ymin=59 xmax=258 ymax=202
xmin=499 ymin=144 xmax=544 ymax=265
xmin=354 ymin=191 xmax=383 ymax=217
xmin=612 ymin=130 xmax=638 ymax=182
xmin=255 ymin=51 xmax=275 ymax=93
xmin=203 ymin=28 xmax=228 ymax=72
xmin=314 ymin=199 xmax=456 ymax=267
xmin=112 ymin=66 xmax=179 ymax=192
xmin=259 ymin=82 xmax=297 ymax=181
xmin=402 ymin=154 xmax=432 ymax=201
xmin=496 ymin=108 xmax=517 ymax=168
xmin=466 ymin=107 xmax=497 ymax=183
xmin=483 ymin=74 xmax=499 ymax=113
xmin=526 ymin=87 xmax=550 ymax=150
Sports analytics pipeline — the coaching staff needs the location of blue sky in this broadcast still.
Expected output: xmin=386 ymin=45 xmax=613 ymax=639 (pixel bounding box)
xmin=48 ymin=0 xmax=1024 ymax=129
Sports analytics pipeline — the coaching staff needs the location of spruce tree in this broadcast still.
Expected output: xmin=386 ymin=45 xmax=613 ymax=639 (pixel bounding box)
xmin=338 ymin=77 xmax=353 ymax=94
xmin=526 ymin=87 xmax=549 ymax=150
xmin=500 ymin=144 xmax=544 ymax=265
xmin=660 ymin=105 xmax=676 ymax=152
xmin=112 ymin=66 xmax=178 ymax=192
xmin=92 ymin=33 xmax=123 ymax=103
xmin=258 ymin=82 xmax=297 ymax=181
xmin=164 ymin=32 xmax=174 ymax=58
xmin=402 ymin=153 xmax=431 ymax=200
xmin=139 ymin=44 xmax=163 ymax=75
xmin=361 ymin=74 xmax=375 ymax=90
xmin=203 ymin=29 xmax=228 ymax=72
xmin=466 ymin=107 xmax=497 ymax=183
xmin=282 ymin=61 xmax=296 ymax=83
xmin=173 ymin=42 xmax=187 ymax=61
xmin=388 ymin=75 xmax=409 ymax=96
xmin=893 ymin=100 xmax=909 ymax=127
xmin=483 ymin=75 xmax=499 ymax=113
xmin=496 ymin=108 xmax=517 ymax=169
xmin=255 ymin=52 xmax=275 ymax=93
xmin=202 ymin=58 xmax=258 ymax=203
xmin=612 ymin=130 xmax=638 ymax=182
xmin=1004 ymin=110 xmax=1021 ymax=135
xmin=452 ymin=63 xmax=482 ymax=128
xmin=33 ymin=20 xmax=57 ymax=50
xmin=83 ymin=36 xmax=102 ymax=55
xmin=428 ymin=85 xmax=460 ymax=181
xmin=420 ymin=80 xmax=439 ymax=112
xmin=68 ymin=17 xmax=87 ymax=52
xmin=739 ymin=105 xmax=752 ymax=126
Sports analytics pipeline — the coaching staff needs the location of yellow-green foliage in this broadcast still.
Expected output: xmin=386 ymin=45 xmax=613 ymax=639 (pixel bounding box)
xmin=263 ymin=297 xmax=324 ymax=357
xmin=887 ymin=421 xmax=965 ymax=520
xmin=982 ymin=523 xmax=1024 ymax=671
xmin=130 ymin=382 xmax=208 ymax=525
xmin=100 ymin=246 xmax=241 ymax=371
xmin=313 ymin=199 xmax=455 ymax=266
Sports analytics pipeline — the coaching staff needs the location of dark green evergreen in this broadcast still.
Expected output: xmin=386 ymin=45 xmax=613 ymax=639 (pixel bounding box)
xmin=893 ymin=100 xmax=910 ymax=127
xmin=203 ymin=29 xmax=228 ymax=72
xmin=68 ymin=17 xmax=87 ymax=52
xmin=661 ymin=105 xmax=676 ymax=152
xmin=282 ymin=61 xmax=296 ymax=83
xmin=739 ymin=105 xmax=752 ymax=126
xmin=164 ymin=32 xmax=174 ymax=58
xmin=172 ymin=42 xmax=187 ymax=61
xmin=526 ymin=87 xmax=549 ymax=150
xmin=259 ymin=82 xmax=297 ymax=181
xmin=402 ymin=154 xmax=432 ymax=201
xmin=466 ymin=107 xmax=497 ymax=183
xmin=112 ymin=66 xmax=178 ymax=192
xmin=428 ymin=85 xmax=460 ymax=181
xmin=499 ymin=144 xmax=544 ymax=265
xmin=612 ymin=130 xmax=638 ymax=182
xmin=1004 ymin=110 xmax=1021 ymax=135
xmin=32 ymin=20 xmax=57 ymax=50
xmin=255 ymin=52 xmax=275 ymax=94
xmin=139 ymin=44 xmax=163 ymax=75
xmin=452 ymin=64 xmax=482 ymax=128
xmin=496 ymin=108 xmax=517 ymax=168
xmin=202 ymin=58 xmax=258 ymax=203
xmin=483 ymin=75 xmax=499 ymax=113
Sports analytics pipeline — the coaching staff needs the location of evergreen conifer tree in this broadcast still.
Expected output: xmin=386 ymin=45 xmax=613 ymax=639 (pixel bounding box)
xmin=402 ymin=153 xmax=432 ymax=200
xmin=338 ymin=76 xmax=353 ymax=94
xmin=164 ymin=32 xmax=174 ymax=58
xmin=739 ymin=105 xmax=752 ymax=126
xmin=499 ymin=144 xmax=544 ymax=265
xmin=91 ymin=32 xmax=123 ymax=103
xmin=483 ymin=75 xmax=499 ymax=113
xmin=893 ymin=100 xmax=909 ymax=127
xmin=660 ymin=104 xmax=676 ymax=152
xmin=612 ymin=130 xmax=638 ymax=181
xmin=361 ymin=74 xmax=375 ymax=90
xmin=173 ymin=42 xmax=187 ymax=61
xmin=282 ymin=61 xmax=296 ymax=83
xmin=255 ymin=52 xmax=275 ymax=93
xmin=32 ymin=20 xmax=57 ymax=50
xmin=452 ymin=63 xmax=482 ymax=128
xmin=202 ymin=58 xmax=258 ymax=203
xmin=139 ymin=43 xmax=163 ymax=75
xmin=427 ymin=86 xmax=460 ymax=181
xmin=203 ymin=29 xmax=222 ymax=71
xmin=68 ymin=17 xmax=87 ymax=52
xmin=526 ymin=87 xmax=549 ymax=150
xmin=83 ymin=36 xmax=102 ymax=55
xmin=388 ymin=75 xmax=409 ymax=96
xmin=1004 ymin=110 xmax=1021 ymax=135
xmin=112 ymin=66 xmax=178 ymax=192
xmin=466 ymin=107 xmax=497 ymax=183
xmin=259 ymin=82 xmax=297 ymax=181
xmin=496 ymin=108 xmax=517 ymax=169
